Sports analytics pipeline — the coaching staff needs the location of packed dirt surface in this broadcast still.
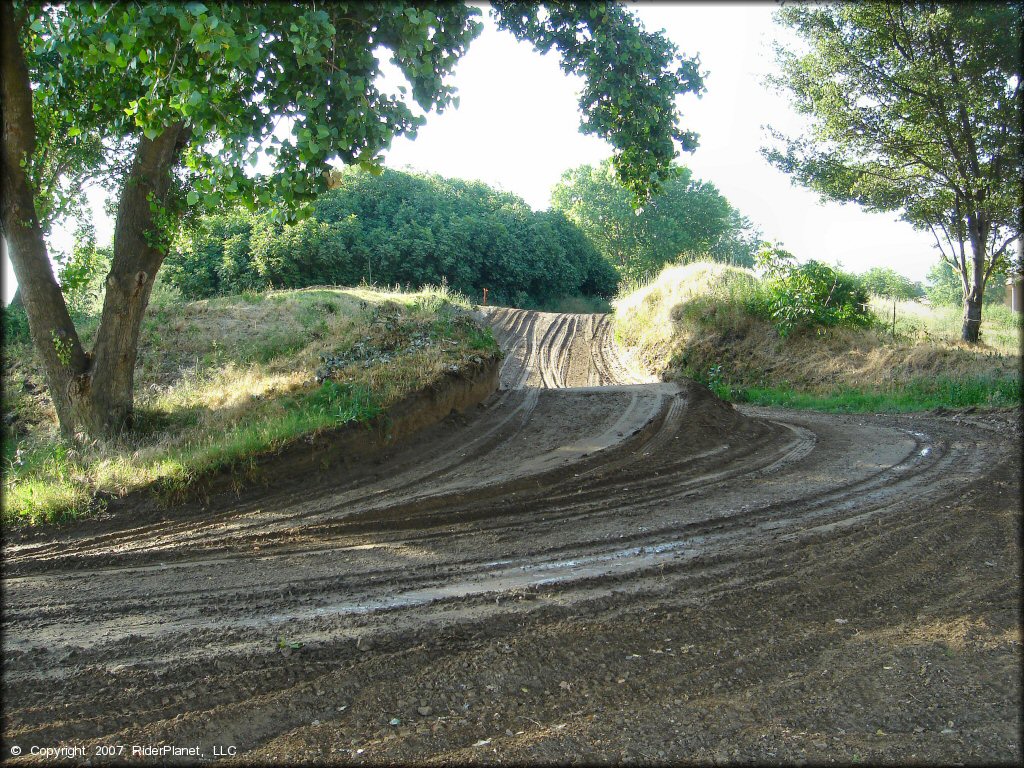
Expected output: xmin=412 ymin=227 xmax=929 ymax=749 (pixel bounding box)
xmin=3 ymin=308 xmax=1021 ymax=765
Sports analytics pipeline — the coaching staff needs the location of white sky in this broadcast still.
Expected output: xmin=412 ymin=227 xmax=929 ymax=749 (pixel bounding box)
xmin=2 ymin=2 xmax=943 ymax=304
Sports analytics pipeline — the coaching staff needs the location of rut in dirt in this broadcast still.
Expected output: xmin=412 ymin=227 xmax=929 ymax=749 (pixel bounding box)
xmin=2 ymin=307 xmax=1019 ymax=761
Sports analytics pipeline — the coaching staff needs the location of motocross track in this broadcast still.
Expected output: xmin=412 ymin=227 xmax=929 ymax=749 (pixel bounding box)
xmin=2 ymin=308 xmax=1021 ymax=765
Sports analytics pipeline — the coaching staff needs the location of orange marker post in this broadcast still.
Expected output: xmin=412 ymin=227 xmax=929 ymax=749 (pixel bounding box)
xmin=482 ymin=287 xmax=489 ymax=306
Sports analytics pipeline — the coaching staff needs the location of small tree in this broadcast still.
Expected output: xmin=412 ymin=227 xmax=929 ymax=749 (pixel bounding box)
xmin=1 ymin=1 xmax=704 ymax=439
xmin=764 ymin=3 xmax=1022 ymax=343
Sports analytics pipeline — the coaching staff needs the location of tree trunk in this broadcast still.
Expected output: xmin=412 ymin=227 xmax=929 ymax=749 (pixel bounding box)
xmin=70 ymin=122 xmax=188 ymax=437
xmin=960 ymin=214 xmax=989 ymax=344
xmin=961 ymin=293 xmax=982 ymax=343
xmin=1 ymin=2 xmax=88 ymax=437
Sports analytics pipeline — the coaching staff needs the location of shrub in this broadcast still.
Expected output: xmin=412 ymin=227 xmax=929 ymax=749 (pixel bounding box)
xmin=752 ymin=245 xmax=871 ymax=335
xmin=1 ymin=303 xmax=31 ymax=344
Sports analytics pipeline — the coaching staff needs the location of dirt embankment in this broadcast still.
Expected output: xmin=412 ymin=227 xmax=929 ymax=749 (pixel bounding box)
xmin=2 ymin=307 xmax=1020 ymax=765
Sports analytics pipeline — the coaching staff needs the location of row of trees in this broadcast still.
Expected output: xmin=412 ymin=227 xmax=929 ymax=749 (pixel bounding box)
xmin=551 ymin=160 xmax=762 ymax=280
xmin=166 ymin=161 xmax=760 ymax=302
xmin=165 ymin=168 xmax=618 ymax=307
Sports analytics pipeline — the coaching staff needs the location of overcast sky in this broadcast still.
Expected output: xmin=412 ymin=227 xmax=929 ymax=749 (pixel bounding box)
xmin=2 ymin=2 xmax=946 ymax=304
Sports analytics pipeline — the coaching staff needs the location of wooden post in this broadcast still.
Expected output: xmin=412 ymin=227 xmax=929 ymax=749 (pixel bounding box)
xmin=482 ymin=287 xmax=488 ymax=307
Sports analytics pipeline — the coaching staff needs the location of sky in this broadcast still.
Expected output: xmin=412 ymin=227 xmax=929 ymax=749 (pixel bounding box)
xmin=2 ymin=2 xmax=945 ymax=305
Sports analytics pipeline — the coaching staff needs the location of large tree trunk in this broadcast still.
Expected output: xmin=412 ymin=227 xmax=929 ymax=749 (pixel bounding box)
xmin=70 ymin=122 xmax=188 ymax=436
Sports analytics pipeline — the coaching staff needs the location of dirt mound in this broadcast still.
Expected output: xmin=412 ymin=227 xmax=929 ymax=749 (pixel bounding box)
xmin=2 ymin=308 xmax=1019 ymax=764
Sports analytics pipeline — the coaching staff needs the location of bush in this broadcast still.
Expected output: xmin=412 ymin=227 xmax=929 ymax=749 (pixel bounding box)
xmin=165 ymin=168 xmax=619 ymax=307
xmin=752 ymin=245 xmax=871 ymax=335
xmin=55 ymin=221 xmax=111 ymax=317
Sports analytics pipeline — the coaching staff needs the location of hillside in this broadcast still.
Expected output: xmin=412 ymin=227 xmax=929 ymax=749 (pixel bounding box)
xmin=613 ymin=262 xmax=1022 ymax=411
xmin=2 ymin=284 xmax=499 ymax=525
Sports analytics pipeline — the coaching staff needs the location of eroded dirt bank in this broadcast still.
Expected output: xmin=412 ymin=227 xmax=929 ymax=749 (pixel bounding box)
xmin=2 ymin=308 xmax=1021 ymax=765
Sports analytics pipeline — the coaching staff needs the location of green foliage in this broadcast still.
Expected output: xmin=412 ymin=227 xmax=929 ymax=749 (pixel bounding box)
xmin=50 ymin=330 xmax=72 ymax=366
xmin=764 ymin=3 xmax=1022 ymax=333
xmin=752 ymin=245 xmax=871 ymax=336
xmin=551 ymin=160 xmax=763 ymax=281
xmin=165 ymin=168 xmax=619 ymax=307
xmin=925 ymin=260 xmax=1007 ymax=307
xmin=300 ymin=381 xmax=383 ymax=426
xmin=859 ymin=267 xmax=924 ymax=301
xmin=26 ymin=2 xmax=485 ymax=219
xmin=54 ymin=221 xmax=111 ymax=316
xmin=1 ymin=304 xmax=31 ymax=344
xmin=24 ymin=2 xmax=701 ymax=221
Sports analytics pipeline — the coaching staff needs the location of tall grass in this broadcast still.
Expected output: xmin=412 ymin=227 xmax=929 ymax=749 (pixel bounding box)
xmin=868 ymin=296 xmax=1022 ymax=355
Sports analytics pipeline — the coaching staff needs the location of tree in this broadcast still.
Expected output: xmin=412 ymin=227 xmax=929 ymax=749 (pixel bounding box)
xmin=858 ymin=266 xmax=924 ymax=301
xmin=1 ymin=2 xmax=704 ymax=439
xmin=551 ymin=159 xmax=761 ymax=280
xmin=764 ymin=2 xmax=1022 ymax=343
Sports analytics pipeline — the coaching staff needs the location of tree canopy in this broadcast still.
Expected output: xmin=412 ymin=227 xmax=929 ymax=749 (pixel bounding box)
xmin=764 ymin=2 xmax=1023 ymax=342
xmin=551 ymin=160 xmax=762 ymax=280
xmin=0 ymin=1 xmax=705 ymax=438
xmin=165 ymin=168 xmax=618 ymax=307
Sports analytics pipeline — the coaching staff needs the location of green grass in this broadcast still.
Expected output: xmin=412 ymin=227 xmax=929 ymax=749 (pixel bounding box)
xmin=3 ymin=282 xmax=497 ymax=527
xmin=722 ymin=377 xmax=1021 ymax=413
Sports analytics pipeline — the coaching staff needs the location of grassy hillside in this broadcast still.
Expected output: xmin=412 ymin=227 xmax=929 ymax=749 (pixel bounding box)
xmin=614 ymin=261 xmax=1021 ymax=411
xmin=2 ymin=283 xmax=498 ymax=526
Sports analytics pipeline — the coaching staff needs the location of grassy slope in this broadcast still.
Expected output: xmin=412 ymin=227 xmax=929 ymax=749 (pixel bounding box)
xmin=2 ymin=284 xmax=498 ymax=526
xmin=613 ymin=261 xmax=1022 ymax=411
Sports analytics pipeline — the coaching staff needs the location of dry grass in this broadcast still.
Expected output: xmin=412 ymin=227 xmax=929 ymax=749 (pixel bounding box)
xmin=3 ymin=284 xmax=498 ymax=525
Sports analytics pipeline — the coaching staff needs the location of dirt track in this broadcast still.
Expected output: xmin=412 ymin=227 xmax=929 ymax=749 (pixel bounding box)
xmin=3 ymin=308 xmax=1021 ymax=765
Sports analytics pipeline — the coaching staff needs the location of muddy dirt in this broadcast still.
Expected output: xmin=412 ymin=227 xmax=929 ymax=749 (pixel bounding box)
xmin=2 ymin=308 xmax=1021 ymax=765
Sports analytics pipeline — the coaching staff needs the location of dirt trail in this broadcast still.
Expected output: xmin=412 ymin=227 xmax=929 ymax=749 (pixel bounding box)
xmin=3 ymin=308 xmax=1020 ymax=765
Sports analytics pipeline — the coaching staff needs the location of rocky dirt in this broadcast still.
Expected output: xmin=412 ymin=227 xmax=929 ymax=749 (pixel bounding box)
xmin=2 ymin=307 xmax=1021 ymax=765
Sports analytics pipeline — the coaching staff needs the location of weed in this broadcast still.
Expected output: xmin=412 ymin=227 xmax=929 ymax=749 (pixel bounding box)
xmin=301 ymin=380 xmax=382 ymax=425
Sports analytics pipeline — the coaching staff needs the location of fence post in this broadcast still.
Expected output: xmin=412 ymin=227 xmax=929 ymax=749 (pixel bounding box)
xmin=482 ymin=287 xmax=488 ymax=307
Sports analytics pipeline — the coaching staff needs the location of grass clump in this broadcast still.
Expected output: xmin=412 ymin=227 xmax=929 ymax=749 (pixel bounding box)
xmin=3 ymin=283 xmax=498 ymax=527
xmin=614 ymin=260 xmax=1021 ymax=412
